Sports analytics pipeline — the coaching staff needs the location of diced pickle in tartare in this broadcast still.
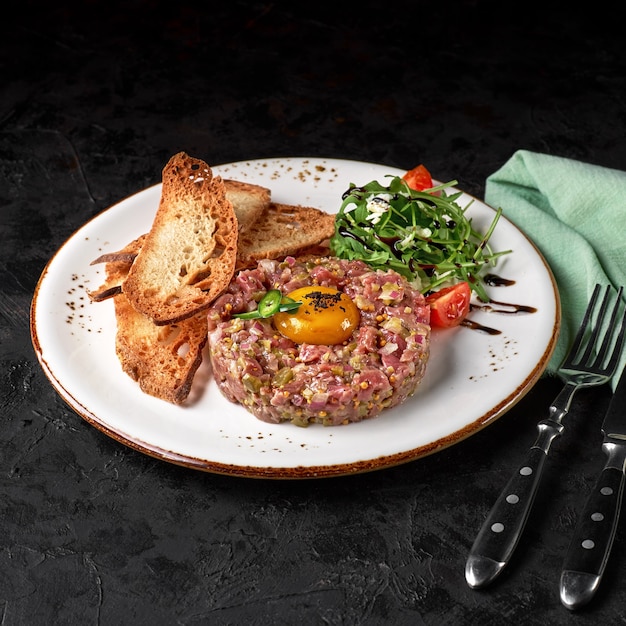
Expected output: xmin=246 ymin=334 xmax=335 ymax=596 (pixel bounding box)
xmin=206 ymin=256 xmax=431 ymax=426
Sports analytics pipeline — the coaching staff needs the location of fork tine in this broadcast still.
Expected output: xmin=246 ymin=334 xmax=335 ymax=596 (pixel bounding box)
xmin=578 ymin=285 xmax=616 ymax=366
xmin=591 ymin=286 xmax=625 ymax=368
xmin=564 ymin=284 xmax=602 ymax=366
xmin=601 ymin=304 xmax=626 ymax=376
xmin=564 ymin=284 xmax=626 ymax=373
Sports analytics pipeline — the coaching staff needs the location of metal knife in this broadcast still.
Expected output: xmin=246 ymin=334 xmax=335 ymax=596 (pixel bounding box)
xmin=560 ymin=364 xmax=626 ymax=610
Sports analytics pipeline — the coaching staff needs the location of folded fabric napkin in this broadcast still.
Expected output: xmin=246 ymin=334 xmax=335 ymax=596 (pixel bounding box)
xmin=485 ymin=149 xmax=626 ymax=388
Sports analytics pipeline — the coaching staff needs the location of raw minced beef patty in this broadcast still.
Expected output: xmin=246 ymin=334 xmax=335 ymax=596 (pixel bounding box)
xmin=206 ymin=256 xmax=431 ymax=426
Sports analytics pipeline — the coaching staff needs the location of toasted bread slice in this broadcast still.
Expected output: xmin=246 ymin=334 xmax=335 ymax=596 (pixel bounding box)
xmin=88 ymin=177 xmax=269 ymax=300
xmin=89 ymin=173 xmax=271 ymax=302
xmin=224 ymin=179 xmax=271 ymax=232
xmin=235 ymin=203 xmax=336 ymax=268
xmin=123 ymin=152 xmax=238 ymax=325
xmin=90 ymin=200 xmax=335 ymax=287
xmin=114 ymin=296 xmax=208 ymax=405
xmin=93 ymin=236 xmax=207 ymax=405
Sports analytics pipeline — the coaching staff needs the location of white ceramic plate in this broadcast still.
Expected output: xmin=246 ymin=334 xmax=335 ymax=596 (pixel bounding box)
xmin=31 ymin=157 xmax=560 ymax=478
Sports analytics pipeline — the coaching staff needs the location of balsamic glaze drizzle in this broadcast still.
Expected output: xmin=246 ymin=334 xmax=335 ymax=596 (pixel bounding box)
xmin=462 ymin=274 xmax=536 ymax=335
xmin=470 ymin=299 xmax=537 ymax=315
xmin=460 ymin=318 xmax=502 ymax=335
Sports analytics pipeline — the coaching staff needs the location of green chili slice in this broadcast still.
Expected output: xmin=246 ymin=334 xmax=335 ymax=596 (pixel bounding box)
xmin=233 ymin=291 xmax=302 ymax=320
xmin=258 ymin=289 xmax=282 ymax=317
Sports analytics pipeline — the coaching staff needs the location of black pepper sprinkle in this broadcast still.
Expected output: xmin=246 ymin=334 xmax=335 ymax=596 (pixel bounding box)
xmin=304 ymin=291 xmax=343 ymax=311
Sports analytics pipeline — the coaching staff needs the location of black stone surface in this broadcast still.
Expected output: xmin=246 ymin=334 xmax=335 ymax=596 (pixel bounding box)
xmin=3 ymin=1 xmax=626 ymax=624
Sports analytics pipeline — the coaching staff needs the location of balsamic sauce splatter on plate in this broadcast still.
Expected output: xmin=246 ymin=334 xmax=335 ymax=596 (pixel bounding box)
xmin=461 ymin=274 xmax=537 ymax=335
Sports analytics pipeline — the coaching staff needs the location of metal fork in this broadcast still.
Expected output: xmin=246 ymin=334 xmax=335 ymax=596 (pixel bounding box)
xmin=465 ymin=283 xmax=626 ymax=589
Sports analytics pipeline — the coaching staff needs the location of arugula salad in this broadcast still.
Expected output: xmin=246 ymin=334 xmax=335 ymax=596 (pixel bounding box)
xmin=329 ymin=169 xmax=510 ymax=304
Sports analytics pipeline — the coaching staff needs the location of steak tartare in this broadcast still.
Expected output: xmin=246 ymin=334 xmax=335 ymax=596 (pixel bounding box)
xmin=206 ymin=256 xmax=431 ymax=426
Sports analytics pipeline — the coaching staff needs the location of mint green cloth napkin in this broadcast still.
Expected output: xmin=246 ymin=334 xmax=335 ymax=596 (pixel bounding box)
xmin=485 ymin=150 xmax=626 ymax=387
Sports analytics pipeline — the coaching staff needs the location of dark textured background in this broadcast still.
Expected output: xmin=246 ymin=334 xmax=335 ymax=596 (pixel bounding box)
xmin=3 ymin=1 xmax=626 ymax=623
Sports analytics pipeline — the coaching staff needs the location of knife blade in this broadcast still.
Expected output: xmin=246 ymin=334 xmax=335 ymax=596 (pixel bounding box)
xmin=560 ymin=364 xmax=626 ymax=610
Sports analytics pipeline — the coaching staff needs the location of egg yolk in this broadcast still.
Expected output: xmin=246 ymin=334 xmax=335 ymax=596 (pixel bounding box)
xmin=273 ymin=286 xmax=360 ymax=345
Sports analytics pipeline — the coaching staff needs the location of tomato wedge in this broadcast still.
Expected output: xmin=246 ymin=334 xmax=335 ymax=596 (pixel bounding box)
xmin=425 ymin=282 xmax=471 ymax=328
xmin=402 ymin=164 xmax=434 ymax=191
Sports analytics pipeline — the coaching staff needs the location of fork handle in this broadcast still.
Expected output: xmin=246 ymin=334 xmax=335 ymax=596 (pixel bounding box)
xmin=560 ymin=443 xmax=626 ymax=610
xmin=465 ymin=419 xmax=564 ymax=588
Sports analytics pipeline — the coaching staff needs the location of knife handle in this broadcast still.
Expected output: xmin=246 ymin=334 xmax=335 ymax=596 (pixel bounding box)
xmin=465 ymin=430 xmax=558 ymax=589
xmin=560 ymin=444 xmax=626 ymax=610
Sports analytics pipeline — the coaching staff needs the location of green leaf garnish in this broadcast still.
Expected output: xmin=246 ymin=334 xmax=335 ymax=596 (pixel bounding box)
xmin=329 ymin=176 xmax=511 ymax=301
